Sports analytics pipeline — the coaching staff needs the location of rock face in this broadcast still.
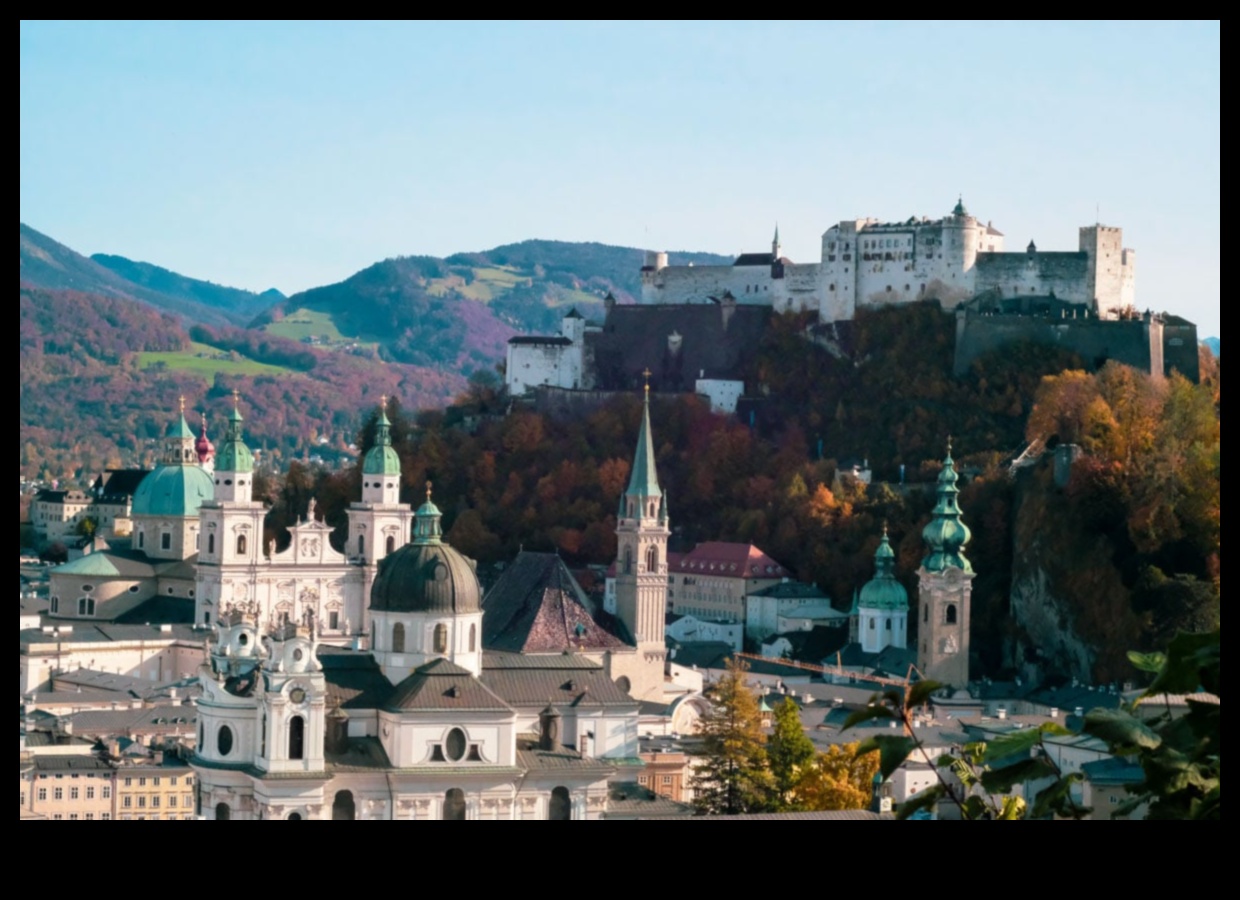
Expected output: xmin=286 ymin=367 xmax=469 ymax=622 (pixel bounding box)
xmin=1008 ymin=560 xmax=1095 ymax=685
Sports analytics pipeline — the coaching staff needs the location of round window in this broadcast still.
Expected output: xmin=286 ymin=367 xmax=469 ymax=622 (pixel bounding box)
xmin=433 ymin=563 xmax=449 ymax=582
xmin=238 ymin=633 xmax=249 ymax=646
xmin=292 ymin=648 xmax=304 ymax=662
xmin=445 ymin=728 xmax=467 ymax=762
xmin=81 ymin=584 xmax=94 ymax=592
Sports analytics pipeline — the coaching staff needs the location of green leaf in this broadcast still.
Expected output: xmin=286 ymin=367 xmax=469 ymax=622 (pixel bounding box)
xmin=855 ymin=734 xmax=918 ymax=780
xmin=1038 ymin=721 xmax=1074 ymax=737
xmin=1031 ymin=772 xmax=1084 ymax=819
xmin=905 ymin=680 xmax=943 ymax=710
xmin=1082 ymin=708 xmax=1162 ymax=751
xmin=962 ymin=795 xmax=989 ymax=820
xmin=982 ymin=727 xmax=1042 ymax=763
xmin=980 ymin=756 xmax=1056 ymax=794
xmin=841 ymin=703 xmax=897 ymax=732
xmin=895 ymin=784 xmax=944 ymax=820
xmin=1110 ymin=793 xmax=1149 ymax=820
xmin=998 ymin=795 xmax=1027 ymax=820
xmin=1144 ymin=629 xmax=1220 ymax=697
xmin=1127 ymin=650 xmax=1166 ymax=673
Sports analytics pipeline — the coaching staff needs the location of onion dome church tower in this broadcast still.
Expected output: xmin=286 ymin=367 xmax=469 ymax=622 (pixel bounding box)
xmin=857 ymin=527 xmax=909 ymax=654
xmin=916 ymin=441 xmax=974 ymax=687
xmin=131 ymin=396 xmax=215 ymax=561
xmin=368 ymin=486 xmax=484 ymax=681
xmin=197 ymin=393 xmax=265 ymax=627
xmin=613 ymin=377 xmax=670 ymax=700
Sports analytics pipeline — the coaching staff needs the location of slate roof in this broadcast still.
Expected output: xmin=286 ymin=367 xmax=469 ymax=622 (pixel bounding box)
xmin=32 ymin=755 xmax=115 ymax=773
xmin=516 ymin=739 xmax=616 ymax=773
xmin=750 ymin=581 xmax=829 ymax=600
xmin=589 ymin=303 xmax=772 ymax=392
xmin=733 ymin=252 xmax=776 ymax=267
xmin=21 ymin=622 xmax=200 ymax=647
xmin=482 ymin=551 xmax=627 ymax=653
xmin=113 ymin=596 xmax=196 ymax=624
xmin=319 ymin=648 xmax=394 ymax=710
xmin=94 ymin=468 xmax=149 ymax=499
xmin=603 ymin=782 xmax=695 ymax=819
xmin=481 ymin=660 xmax=636 ymax=709
xmin=508 ymin=335 xmax=573 ymax=346
xmin=386 ymin=658 xmax=512 ymax=712
xmin=764 ymin=625 xmax=850 ymax=663
xmin=59 ymin=707 xmax=197 ymax=736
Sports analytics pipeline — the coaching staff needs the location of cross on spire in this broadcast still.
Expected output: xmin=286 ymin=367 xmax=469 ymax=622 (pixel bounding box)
xmin=381 ymin=394 xmax=388 ymax=412
xmin=232 ymin=388 xmax=240 ymax=411
xmin=642 ymin=367 xmax=652 ymax=395
xmin=425 ymin=479 xmax=433 ymax=501
xmin=179 ymin=394 xmax=185 ymax=414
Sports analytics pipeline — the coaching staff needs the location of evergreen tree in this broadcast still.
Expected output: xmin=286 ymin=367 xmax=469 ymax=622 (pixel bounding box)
xmin=692 ymin=658 xmax=772 ymax=815
xmin=768 ymin=696 xmax=816 ymax=808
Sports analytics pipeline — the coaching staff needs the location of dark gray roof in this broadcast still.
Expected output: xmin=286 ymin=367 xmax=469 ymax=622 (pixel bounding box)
xmin=603 ymin=782 xmax=695 ymax=819
xmin=387 ymin=658 xmax=512 ymax=712
xmin=113 ymin=595 xmax=195 ymax=625
xmin=482 ymin=551 xmax=627 ymax=653
xmin=59 ymin=707 xmax=197 ymax=736
xmin=733 ymin=252 xmax=776 ymax=267
xmin=370 ymin=541 xmax=482 ymax=615
xmin=516 ymin=739 xmax=616 ymax=773
xmin=765 ymin=626 xmax=850 ymax=663
xmin=21 ymin=623 xmax=201 ymax=647
xmin=750 ymin=581 xmax=830 ymax=600
xmin=508 ymin=335 xmax=572 ymax=346
xmin=32 ymin=755 xmax=114 ymax=773
xmin=589 ymin=303 xmax=772 ymax=392
xmin=320 ymin=648 xmax=393 ymax=710
xmin=481 ymin=663 xmax=636 ymax=709
xmin=482 ymin=651 xmax=606 ymax=670
xmin=94 ymin=468 xmax=149 ymax=499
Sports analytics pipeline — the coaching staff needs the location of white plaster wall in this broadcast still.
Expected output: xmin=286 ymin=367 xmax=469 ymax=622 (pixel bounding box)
xmin=695 ymin=379 xmax=744 ymax=414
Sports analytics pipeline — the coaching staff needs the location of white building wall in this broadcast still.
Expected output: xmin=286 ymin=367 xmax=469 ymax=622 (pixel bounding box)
xmin=695 ymin=379 xmax=744 ymax=414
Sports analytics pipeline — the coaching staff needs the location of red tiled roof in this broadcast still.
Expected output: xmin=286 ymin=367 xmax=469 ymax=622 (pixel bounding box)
xmin=672 ymin=542 xmax=787 ymax=578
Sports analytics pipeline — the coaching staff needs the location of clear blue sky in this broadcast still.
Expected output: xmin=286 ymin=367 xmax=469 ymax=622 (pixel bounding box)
xmin=20 ymin=21 xmax=1220 ymax=334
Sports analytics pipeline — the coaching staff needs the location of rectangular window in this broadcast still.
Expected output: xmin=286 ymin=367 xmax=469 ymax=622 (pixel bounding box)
xmin=38 ymin=788 xmax=47 ymax=801
xmin=170 ymin=777 xmax=178 ymax=786
xmin=54 ymin=787 xmax=63 ymax=801
xmin=169 ymin=795 xmax=177 ymax=808
xmin=138 ymin=796 xmax=147 ymax=808
xmin=123 ymin=796 xmax=132 ymax=809
xmin=102 ymin=786 xmax=111 ymax=799
xmin=102 ymin=813 xmax=111 ymax=820
xmin=86 ymin=787 xmax=95 ymax=800
xmin=662 ymin=776 xmax=672 ymax=785
xmin=151 ymin=796 xmax=160 ymax=808
xmin=69 ymin=813 xmax=79 ymax=820
xmin=70 ymin=787 xmax=79 ymax=800
xmin=161 ymin=532 xmax=171 ymax=550
xmin=138 ymin=777 xmax=147 ymax=787
xmin=153 ymin=777 xmax=161 ymax=786
xmin=85 ymin=813 xmax=94 ymax=820
xmin=123 ymin=777 xmax=132 ymax=787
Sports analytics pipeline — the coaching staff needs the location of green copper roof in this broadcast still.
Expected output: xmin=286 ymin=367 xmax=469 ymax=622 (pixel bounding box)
xmin=625 ymin=392 xmax=662 ymax=499
xmin=362 ymin=404 xmax=402 ymax=476
xmin=131 ymin=464 xmax=214 ymax=518
xmin=167 ymin=412 xmax=195 ymax=440
xmin=53 ymin=553 xmax=121 ymax=577
xmin=859 ymin=529 xmax=908 ymax=611
xmin=921 ymin=445 xmax=972 ymax=573
xmin=216 ymin=404 xmax=253 ymax=473
xmin=953 ymin=196 xmax=968 ymax=217
xmin=412 ymin=498 xmax=443 ymax=545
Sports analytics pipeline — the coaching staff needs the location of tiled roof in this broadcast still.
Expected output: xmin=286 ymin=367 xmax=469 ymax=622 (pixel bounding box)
xmin=32 ymin=755 xmax=114 ymax=772
xmin=386 ymin=658 xmax=512 ymax=712
xmin=482 ymin=551 xmax=627 ymax=653
xmin=482 ymin=651 xmax=605 ymax=670
xmin=516 ymin=740 xmax=616 ymax=773
xmin=21 ymin=622 xmax=201 ymax=646
xmin=481 ymin=666 xmax=636 ymax=709
xmin=670 ymin=542 xmax=789 ymax=579
xmin=603 ymin=782 xmax=695 ymax=818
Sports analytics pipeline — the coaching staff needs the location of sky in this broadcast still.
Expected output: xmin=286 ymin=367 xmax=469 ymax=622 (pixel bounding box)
xmin=20 ymin=21 xmax=1220 ymax=334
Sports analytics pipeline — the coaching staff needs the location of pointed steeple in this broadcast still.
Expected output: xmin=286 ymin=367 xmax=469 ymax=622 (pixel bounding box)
xmin=921 ymin=439 xmax=972 ymax=572
xmin=859 ymin=525 xmax=908 ymax=611
xmin=772 ymin=223 xmax=781 ymax=257
xmin=163 ymin=395 xmax=196 ymax=464
xmin=625 ymin=371 xmax=662 ymax=501
xmin=362 ymin=396 xmax=401 ymax=476
xmin=216 ymin=391 xmax=253 ymax=474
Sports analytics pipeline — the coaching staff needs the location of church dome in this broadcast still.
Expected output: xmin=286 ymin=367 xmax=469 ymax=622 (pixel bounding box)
xmin=131 ymin=464 xmax=215 ymax=518
xmin=920 ymin=443 xmax=973 ymax=573
xmin=369 ymin=541 xmax=481 ymax=614
xmin=858 ymin=529 xmax=908 ymax=611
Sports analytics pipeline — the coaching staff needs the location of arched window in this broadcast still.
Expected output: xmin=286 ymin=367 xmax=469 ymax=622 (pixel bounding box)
xmin=161 ymin=532 xmax=172 ymax=551
xmin=868 ymin=618 xmax=875 ymax=630
xmin=332 ymin=790 xmax=355 ymax=821
xmin=217 ymin=725 xmax=234 ymax=757
xmin=357 ymin=535 xmax=365 ymax=556
xmin=434 ymin=623 xmax=448 ymax=654
xmin=923 ymin=605 xmax=929 ymax=623
xmin=615 ymin=675 xmax=631 ymax=694
xmin=385 ymin=535 xmax=395 ymax=556
xmin=50 ymin=597 xmax=59 ymax=614
xmin=236 ymin=534 xmax=247 ymax=555
xmin=78 ymin=597 xmax=88 ymax=615
xmin=260 ymin=714 xmax=267 ymax=757
xmin=392 ymin=623 xmax=406 ymax=653
xmin=288 ymin=715 xmax=305 ymax=760
xmin=623 ymin=547 xmax=633 ymax=575
xmin=549 ymin=786 xmax=572 ymax=820
xmin=287 ymin=812 xmax=302 ymax=820
xmin=945 ymin=604 xmax=958 ymax=625
xmin=646 ymin=545 xmax=658 ymax=571
xmin=215 ymin=802 xmax=230 ymax=821
xmin=468 ymin=623 xmax=477 ymax=653
xmin=648 ymin=502 xmax=656 ymax=517
xmin=443 ymin=788 xmax=466 ymax=820
xmin=885 ymin=619 xmax=892 ymax=631
xmin=208 ymin=534 xmax=215 ymax=555
xmin=138 ymin=531 xmax=144 ymax=549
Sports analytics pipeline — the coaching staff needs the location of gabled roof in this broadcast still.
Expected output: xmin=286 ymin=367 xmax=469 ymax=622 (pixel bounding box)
xmin=386 ymin=658 xmax=512 ymax=712
xmin=480 ymin=654 xmax=636 ymax=709
xmin=52 ymin=554 xmax=122 ymax=577
xmin=482 ymin=551 xmax=627 ymax=653
xmin=671 ymin=542 xmax=789 ymax=579
xmin=320 ymin=647 xmax=393 ymax=710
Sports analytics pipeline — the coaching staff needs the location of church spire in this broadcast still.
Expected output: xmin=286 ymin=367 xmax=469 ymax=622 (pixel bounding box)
xmin=413 ymin=480 xmax=443 ymax=545
xmin=163 ymin=395 xmax=197 ymax=464
xmin=216 ymin=390 xmax=253 ymax=474
xmin=362 ymin=396 xmax=401 ymax=477
xmin=772 ymin=223 xmax=781 ymax=257
xmin=921 ymin=439 xmax=972 ymax=572
xmin=625 ymin=370 xmax=662 ymax=501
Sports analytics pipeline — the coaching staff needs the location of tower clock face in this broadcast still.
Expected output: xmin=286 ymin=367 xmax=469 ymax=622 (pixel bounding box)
xmin=289 ymin=687 xmax=307 ymax=704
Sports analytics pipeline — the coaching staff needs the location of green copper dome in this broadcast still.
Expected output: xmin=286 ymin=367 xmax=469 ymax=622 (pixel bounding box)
xmin=362 ymin=405 xmax=402 ymax=476
xmin=921 ymin=444 xmax=972 ymax=573
xmin=131 ymin=464 xmax=214 ymax=518
xmin=167 ymin=411 xmax=195 ymax=440
xmin=858 ymin=529 xmax=908 ymax=611
xmin=216 ymin=405 xmax=253 ymax=474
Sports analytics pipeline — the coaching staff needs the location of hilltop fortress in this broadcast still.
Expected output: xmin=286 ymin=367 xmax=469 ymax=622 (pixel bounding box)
xmin=641 ymin=199 xmax=1136 ymax=322
xmin=505 ymin=199 xmax=1197 ymax=405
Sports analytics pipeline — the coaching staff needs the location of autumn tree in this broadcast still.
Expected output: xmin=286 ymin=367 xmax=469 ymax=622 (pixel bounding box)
xmin=795 ymin=743 xmax=881 ymax=811
xmin=692 ymin=658 xmax=772 ymax=815
xmin=767 ymin=697 xmax=815 ymax=808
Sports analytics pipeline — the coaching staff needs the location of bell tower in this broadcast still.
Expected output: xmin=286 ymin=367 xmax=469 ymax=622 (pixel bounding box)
xmin=916 ymin=440 xmax=974 ymax=687
xmin=613 ymin=373 xmax=669 ymax=698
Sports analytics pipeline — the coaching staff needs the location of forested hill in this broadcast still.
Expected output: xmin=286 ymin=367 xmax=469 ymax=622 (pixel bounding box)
xmin=91 ymin=253 xmax=283 ymax=321
xmin=255 ymin=241 xmax=732 ymax=372
xmin=19 ymin=286 xmax=462 ymax=481
xmin=20 ymin=224 xmax=242 ymax=327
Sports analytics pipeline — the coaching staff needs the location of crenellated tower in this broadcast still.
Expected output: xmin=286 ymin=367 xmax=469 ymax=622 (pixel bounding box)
xmin=916 ymin=440 xmax=974 ymax=687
